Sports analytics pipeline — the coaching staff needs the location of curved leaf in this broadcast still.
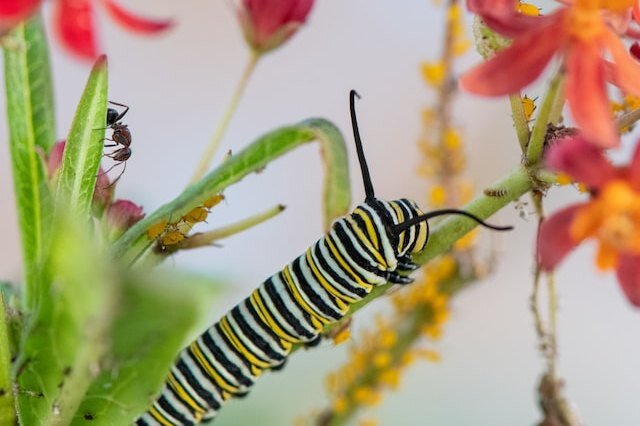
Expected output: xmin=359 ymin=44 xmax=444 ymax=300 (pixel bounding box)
xmin=114 ymin=118 xmax=350 ymax=264
xmin=3 ymin=14 xmax=56 ymax=310
xmin=55 ymin=56 xmax=108 ymax=216
xmin=70 ymin=272 xmax=222 ymax=425
xmin=17 ymin=214 xmax=115 ymax=426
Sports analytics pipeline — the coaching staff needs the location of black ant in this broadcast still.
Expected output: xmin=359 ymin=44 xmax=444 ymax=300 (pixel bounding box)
xmin=99 ymin=101 xmax=132 ymax=188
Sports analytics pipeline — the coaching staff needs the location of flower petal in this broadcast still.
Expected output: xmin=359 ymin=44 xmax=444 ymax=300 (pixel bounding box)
xmin=615 ymin=254 xmax=640 ymax=307
xmin=100 ymin=0 xmax=173 ymax=34
xmin=565 ymin=41 xmax=618 ymax=148
xmin=467 ymin=0 xmax=548 ymax=37
xmin=0 ymin=0 xmax=41 ymax=20
xmin=54 ymin=0 xmax=98 ymax=60
xmin=629 ymin=139 xmax=640 ymax=189
xmin=460 ymin=17 xmax=564 ymax=96
xmin=545 ymin=136 xmax=616 ymax=188
xmin=603 ymin=29 xmax=640 ymax=96
xmin=537 ymin=204 xmax=584 ymax=270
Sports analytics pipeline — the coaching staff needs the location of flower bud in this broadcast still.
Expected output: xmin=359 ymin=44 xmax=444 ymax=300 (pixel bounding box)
xmin=106 ymin=199 xmax=144 ymax=238
xmin=237 ymin=0 xmax=314 ymax=54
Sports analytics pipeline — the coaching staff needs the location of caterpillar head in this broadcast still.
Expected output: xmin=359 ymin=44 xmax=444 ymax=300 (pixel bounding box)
xmin=349 ymin=90 xmax=511 ymax=261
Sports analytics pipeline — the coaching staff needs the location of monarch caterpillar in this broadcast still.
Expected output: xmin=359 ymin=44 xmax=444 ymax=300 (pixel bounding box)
xmin=134 ymin=91 xmax=512 ymax=425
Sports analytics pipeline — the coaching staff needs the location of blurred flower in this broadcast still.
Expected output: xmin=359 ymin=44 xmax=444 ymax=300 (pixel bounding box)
xmin=460 ymin=0 xmax=640 ymax=148
xmin=47 ymin=141 xmax=115 ymax=212
xmin=53 ymin=0 xmax=173 ymax=60
xmin=538 ymin=136 xmax=640 ymax=306
xmin=236 ymin=0 xmax=314 ymax=53
xmin=106 ymin=199 xmax=144 ymax=237
xmin=0 ymin=0 xmax=41 ymax=37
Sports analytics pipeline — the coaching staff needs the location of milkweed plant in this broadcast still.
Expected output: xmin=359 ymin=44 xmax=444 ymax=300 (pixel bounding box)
xmin=0 ymin=0 xmax=639 ymax=425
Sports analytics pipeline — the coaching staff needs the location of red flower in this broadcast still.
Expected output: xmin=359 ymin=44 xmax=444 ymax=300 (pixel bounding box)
xmin=460 ymin=0 xmax=640 ymax=148
xmin=0 ymin=0 xmax=41 ymax=36
xmin=53 ymin=0 xmax=173 ymax=60
xmin=538 ymin=136 xmax=640 ymax=306
xmin=237 ymin=0 xmax=314 ymax=53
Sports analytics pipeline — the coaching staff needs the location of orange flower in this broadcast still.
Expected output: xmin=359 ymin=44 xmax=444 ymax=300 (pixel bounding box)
xmin=460 ymin=0 xmax=640 ymax=148
xmin=538 ymin=136 xmax=640 ymax=306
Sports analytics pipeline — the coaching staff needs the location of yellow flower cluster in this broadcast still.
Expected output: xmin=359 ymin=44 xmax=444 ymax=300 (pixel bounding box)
xmin=323 ymin=256 xmax=456 ymax=422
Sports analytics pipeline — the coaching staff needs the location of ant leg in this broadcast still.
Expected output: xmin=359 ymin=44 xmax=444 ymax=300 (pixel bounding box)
xmin=103 ymin=162 xmax=126 ymax=189
xmin=97 ymin=161 xmax=121 ymax=177
xmin=108 ymin=101 xmax=129 ymax=122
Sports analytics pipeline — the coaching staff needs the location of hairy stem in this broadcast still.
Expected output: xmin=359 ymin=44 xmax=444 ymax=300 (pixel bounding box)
xmin=190 ymin=53 xmax=260 ymax=184
xmin=509 ymin=93 xmax=531 ymax=152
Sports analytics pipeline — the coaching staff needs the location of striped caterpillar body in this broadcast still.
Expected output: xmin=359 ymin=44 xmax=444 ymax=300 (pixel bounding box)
xmin=134 ymin=91 xmax=511 ymax=425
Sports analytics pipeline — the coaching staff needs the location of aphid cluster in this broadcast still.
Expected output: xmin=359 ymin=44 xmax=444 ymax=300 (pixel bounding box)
xmin=147 ymin=194 xmax=225 ymax=253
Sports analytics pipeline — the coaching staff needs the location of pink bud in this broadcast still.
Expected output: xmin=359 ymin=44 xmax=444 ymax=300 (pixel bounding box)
xmin=106 ymin=199 xmax=144 ymax=236
xmin=238 ymin=0 xmax=314 ymax=53
xmin=47 ymin=140 xmax=115 ymax=213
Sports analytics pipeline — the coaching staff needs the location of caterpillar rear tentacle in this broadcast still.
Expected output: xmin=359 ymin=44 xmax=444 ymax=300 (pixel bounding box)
xmin=134 ymin=91 xmax=512 ymax=425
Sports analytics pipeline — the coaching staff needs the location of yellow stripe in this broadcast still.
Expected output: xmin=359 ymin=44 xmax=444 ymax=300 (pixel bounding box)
xmin=250 ymin=291 xmax=297 ymax=344
xmin=190 ymin=342 xmax=238 ymax=394
xmin=305 ymin=249 xmax=356 ymax=304
xmin=346 ymin=216 xmax=387 ymax=268
xmin=390 ymin=203 xmax=406 ymax=250
xmin=325 ymin=236 xmax=372 ymax=292
xmin=353 ymin=208 xmax=379 ymax=250
xmin=149 ymin=406 xmax=175 ymax=426
xmin=167 ymin=373 xmax=206 ymax=414
xmin=219 ymin=316 xmax=270 ymax=370
xmin=282 ymin=267 xmax=328 ymax=329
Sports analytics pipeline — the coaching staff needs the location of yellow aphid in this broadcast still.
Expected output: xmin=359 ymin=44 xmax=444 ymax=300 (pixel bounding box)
xmin=421 ymin=61 xmax=446 ymax=87
xmin=454 ymin=229 xmax=478 ymax=250
xmin=444 ymin=128 xmax=461 ymax=150
xmin=332 ymin=327 xmax=351 ymax=345
xmin=556 ymin=172 xmax=573 ymax=185
xmin=372 ymin=352 xmax=391 ymax=368
xmin=429 ymin=185 xmax=447 ymax=207
xmin=353 ymin=387 xmax=380 ymax=406
xmin=521 ymin=95 xmax=537 ymax=120
xmin=517 ymin=2 xmax=541 ymax=16
xmin=183 ymin=206 xmax=209 ymax=224
xmin=147 ymin=220 xmax=169 ymax=240
xmin=162 ymin=230 xmax=185 ymax=246
xmin=380 ymin=369 xmax=400 ymax=389
xmin=332 ymin=397 xmax=348 ymax=414
xmin=203 ymin=194 xmax=225 ymax=209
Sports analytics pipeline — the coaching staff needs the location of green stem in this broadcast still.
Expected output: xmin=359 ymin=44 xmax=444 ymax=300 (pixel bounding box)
xmin=509 ymin=93 xmax=530 ymax=152
xmin=190 ymin=53 xmax=260 ymax=184
xmin=547 ymin=273 xmax=558 ymax=379
xmin=180 ymin=204 xmax=285 ymax=250
xmin=0 ymin=294 xmax=15 ymax=425
xmin=527 ymin=72 xmax=565 ymax=165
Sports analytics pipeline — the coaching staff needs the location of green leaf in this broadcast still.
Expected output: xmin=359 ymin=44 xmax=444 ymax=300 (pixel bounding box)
xmin=3 ymin=14 xmax=56 ymax=310
xmin=16 ymin=213 xmax=116 ymax=426
xmin=0 ymin=293 xmax=16 ymax=424
xmin=71 ymin=271 xmax=221 ymax=425
xmin=56 ymin=56 xmax=108 ymax=217
xmin=114 ymin=118 xmax=350 ymax=264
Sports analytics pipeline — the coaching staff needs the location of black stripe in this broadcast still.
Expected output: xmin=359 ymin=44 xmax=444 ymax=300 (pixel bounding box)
xmin=157 ymin=395 xmax=193 ymax=426
xmin=230 ymin=306 xmax=285 ymax=362
xmin=135 ymin=418 xmax=149 ymax=426
xmin=206 ymin=326 xmax=254 ymax=388
xmin=166 ymin=382 xmax=199 ymax=417
xmin=314 ymin=241 xmax=367 ymax=298
xmin=291 ymin=257 xmax=342 ymax=320
xmin=263 ymin=278 xmax=315 ymax=340
xmin=355 ymin=206 xmax=386 ymax=251
xmin=342 ymin=219 xmax=387 ymax=277
xmin=176 ymin=358 xmax=220 ymax=410
xmin=333 ymin=223 xmax=380 ymax=275
xmin=242 ymin=298 xmax=289 ymax=351
xmin=185 ymin=348 xmax=227 ymax=398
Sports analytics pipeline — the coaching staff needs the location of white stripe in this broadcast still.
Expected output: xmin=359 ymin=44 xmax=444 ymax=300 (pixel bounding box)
xmin=295 ymin=256 xmax=345 ymax=317
xmin=238 ymin=302 xmax=289 ymax=358
xmin=182 ymin=351 xmax=225 ymax=408
xmin=259 ymin=277 xmax=317 ymax=339
xmin=205 ymin=329 xmax=256 ymax=386
xmin=169 ymin=365 xmax=208 ymax=413
xmin=136 ymin=413 xmax=162 ymax=426
xmin=315 ymin=239 xmax=366 ymax=298
xmin=225 ymin=310 xmax=271 ymax=364
xmin=196 ymin=333 xmax=246 ymax=390
xmin=162 ymin=385 xmax=197 ymax=423
xmin=363 ymin=202 xmax=398 ymax=272
xmin=328 ymin=229 xmax=387 ymax=285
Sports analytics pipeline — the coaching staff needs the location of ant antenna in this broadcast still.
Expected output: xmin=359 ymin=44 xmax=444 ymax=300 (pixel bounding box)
xmin=392 ymin=209 xmax=513 ymax=235
xmin=350 ymin=90 xmax=375 ymax=201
